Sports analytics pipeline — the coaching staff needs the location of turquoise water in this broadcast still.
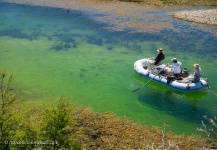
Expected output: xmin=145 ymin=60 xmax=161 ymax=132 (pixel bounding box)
xmin=0 ymin=2 xmax=217 ymax=135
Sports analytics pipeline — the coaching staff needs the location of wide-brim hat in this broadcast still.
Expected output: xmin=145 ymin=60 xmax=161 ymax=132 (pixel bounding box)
xmin=171 ymin=58 xmax=177 ymax=62
xmin=193 ymin=64 xmax=199 ymax=68
xmin=157 ymin=48 xmax=163 ymax=52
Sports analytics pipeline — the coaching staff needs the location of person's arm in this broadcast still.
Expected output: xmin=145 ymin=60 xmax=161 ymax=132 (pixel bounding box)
xmin=154 ymin=55 xmax=159 ymax=61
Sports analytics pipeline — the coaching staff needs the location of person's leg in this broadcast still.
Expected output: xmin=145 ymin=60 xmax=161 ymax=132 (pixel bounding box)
xmin=174 ymin=73 xmax=180 ymax=80
xmin=193 ymin=76 xmax=200 ymax=82
xmin=155 ymin=60 xmax=163 ymax=66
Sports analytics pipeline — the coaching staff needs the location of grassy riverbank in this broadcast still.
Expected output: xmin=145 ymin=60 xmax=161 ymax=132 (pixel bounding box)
xmin=1 ymin=71 xmax=216 ymax=149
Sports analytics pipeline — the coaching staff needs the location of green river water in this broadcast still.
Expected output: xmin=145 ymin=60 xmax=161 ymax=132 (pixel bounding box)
xmin=0 ymin=1 xmax=217 ymax=135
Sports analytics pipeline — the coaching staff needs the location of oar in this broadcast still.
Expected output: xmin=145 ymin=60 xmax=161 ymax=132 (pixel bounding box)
xmin=132 ymin=65 xmax=167 ymax=92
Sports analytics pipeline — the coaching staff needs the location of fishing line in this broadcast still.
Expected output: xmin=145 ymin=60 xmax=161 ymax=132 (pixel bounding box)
xmin=209 ymin=90 xmax=217 ymax=97
xmin=203 ymin=88 xmax=217 ymax=97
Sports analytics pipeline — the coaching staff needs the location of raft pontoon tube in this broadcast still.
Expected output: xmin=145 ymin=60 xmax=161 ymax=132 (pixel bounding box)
xmin=134 ymin=58 xmax=208 ymax=91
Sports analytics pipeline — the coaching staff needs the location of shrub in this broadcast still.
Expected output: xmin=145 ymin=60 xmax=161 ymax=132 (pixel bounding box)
xmin=0 ymin=70 xmax=20 ymax=150
xmin=40 ymin=96 xmax=81 ymax=149
xmin=74 ymin=107 xmax=208 ymax=149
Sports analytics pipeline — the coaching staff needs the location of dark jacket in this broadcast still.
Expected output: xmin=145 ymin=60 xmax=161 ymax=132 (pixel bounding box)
xmin=154 ymin=53 xmax=165 ymax=65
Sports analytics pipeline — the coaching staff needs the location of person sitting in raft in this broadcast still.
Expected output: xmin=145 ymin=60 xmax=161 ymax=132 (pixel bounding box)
xmin=193 ymin=64 xmax=202 ymax=82
xmin=149 ymin=48 xmax=165 ymax=70
xmin=154 ymin=48 xmax=165 ymax=66
xmin=169 ymin=58 xmax=182 ymax=79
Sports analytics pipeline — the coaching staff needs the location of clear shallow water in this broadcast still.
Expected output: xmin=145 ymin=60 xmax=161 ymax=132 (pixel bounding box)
xmin=0 ymin=1 xmax=217 ymax=135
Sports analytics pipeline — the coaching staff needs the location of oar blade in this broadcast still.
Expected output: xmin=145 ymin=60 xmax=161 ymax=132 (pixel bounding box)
xmin=131 ymin=88 xmax=140 ymax=92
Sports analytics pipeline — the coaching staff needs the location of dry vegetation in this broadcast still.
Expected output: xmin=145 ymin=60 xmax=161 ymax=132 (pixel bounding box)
xmin=74 ymin=107 xmax=209 ymax=149
xmin=4 ymin=0 xmax=217 ymax=8
xmin=80 ymin=0 xmax=217 ymax=6
xmin=123 ymin=0 xmax=216 ymax=6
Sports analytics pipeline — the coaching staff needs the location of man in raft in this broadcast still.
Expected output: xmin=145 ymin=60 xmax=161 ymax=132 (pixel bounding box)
xmin=154 ymin=48 xmax=165 ymax=66
xmin=170 ymin=58 xmax=182 ymax=79
xmin=149 ymin=48 xmax=165 ymax=70
xmin=193 ymin=63 xmax=202 ymax=82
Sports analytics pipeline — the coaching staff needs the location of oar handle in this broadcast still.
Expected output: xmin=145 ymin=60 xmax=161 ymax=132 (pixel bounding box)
xmin=142 ymin=65 xmax=166 ymax=87
xmin=132 ymin=64 xmax=167 ymax=92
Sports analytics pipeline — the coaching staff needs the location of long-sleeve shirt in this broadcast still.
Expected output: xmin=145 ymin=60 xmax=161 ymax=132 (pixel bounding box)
xmin=154 ymin=53 xmax=165 ymax=65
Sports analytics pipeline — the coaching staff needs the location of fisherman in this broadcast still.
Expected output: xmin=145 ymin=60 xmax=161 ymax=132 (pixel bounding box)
xmin=170 ymin=58 xmax=182 ymax=79
xmin=154 ymin=48 xmax=165 ymax=66
xmin=149 ymin=48 xmax=165 ymax=70
xmin=193 ymin=64 xmax=202 ymax=82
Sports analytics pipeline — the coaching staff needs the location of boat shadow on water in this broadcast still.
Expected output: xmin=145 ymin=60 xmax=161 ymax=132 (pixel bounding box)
xmin=134 ymin=74 xmax=210 ymax=123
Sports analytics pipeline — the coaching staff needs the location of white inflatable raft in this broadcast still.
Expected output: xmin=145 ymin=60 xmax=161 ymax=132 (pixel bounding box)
xmin=134 ymin=58 xmax=209 ymax=92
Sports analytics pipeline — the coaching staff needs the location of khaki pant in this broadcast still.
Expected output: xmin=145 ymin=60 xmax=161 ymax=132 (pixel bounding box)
xmin=149 ymin=60 xmax=163 ymax=69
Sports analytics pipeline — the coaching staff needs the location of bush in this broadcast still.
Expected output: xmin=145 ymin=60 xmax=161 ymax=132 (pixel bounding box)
xmin=40 ymin=96 xmax=80 ymax=149
xmin=74 ymin=107 xmax=208 ymax=149
xmin=0 ymin=71 xmax=20 ymax=150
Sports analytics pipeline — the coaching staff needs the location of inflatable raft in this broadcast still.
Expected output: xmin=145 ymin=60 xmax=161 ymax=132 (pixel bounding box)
xmin=134 ymin=58 xmax=209 ymax=92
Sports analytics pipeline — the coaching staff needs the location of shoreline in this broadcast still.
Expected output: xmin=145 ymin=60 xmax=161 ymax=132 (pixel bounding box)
xmin=171 ymin=9 xmax=217 ymax=26
xmin=2 ymin=0 xmax=175 ymax=32
xmin=2 ymin=0 xmax=217 ymax=27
